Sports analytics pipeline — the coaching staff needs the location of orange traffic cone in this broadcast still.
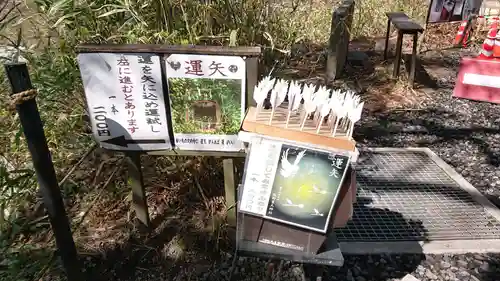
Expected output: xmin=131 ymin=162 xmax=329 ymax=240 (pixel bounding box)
xmin=494 ymin=30 xmax=500 ymax=59
xmin=478 ymin=24 xmax=498 ymax=59
xmin=454 ymin=20 xmax=468 ymax=46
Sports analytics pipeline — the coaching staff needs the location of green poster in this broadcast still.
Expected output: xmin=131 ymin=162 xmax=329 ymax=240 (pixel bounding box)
xmin=264 ymin=144 xmax=350 ymax=233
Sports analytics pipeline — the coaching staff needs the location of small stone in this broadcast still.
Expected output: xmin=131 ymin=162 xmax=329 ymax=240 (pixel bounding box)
xmin=425 ymin=270 xmax=438 ymax=280
xmin=479 ymin=262 xmax=489 ymax=272
xmin=469 ymin=275 xmax=481 ymax=281
xmin=456 ymin=260 xmax=468 ymax=268
xmin=456 ymin=271 xmax=470 ymax=279
xmin=355 ymin=276 xmax=366 ymax=281
xmin=440 ymin=261 xmax=451 ymax=269
xmin=346 ymin=269 xmax=354 ymax=281
xmin=401 ymin=274 xmax=421 ymax=281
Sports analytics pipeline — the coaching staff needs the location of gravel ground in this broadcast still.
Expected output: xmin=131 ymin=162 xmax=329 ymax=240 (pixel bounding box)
xmin=78 ymin=50 xmax=500 ymax=281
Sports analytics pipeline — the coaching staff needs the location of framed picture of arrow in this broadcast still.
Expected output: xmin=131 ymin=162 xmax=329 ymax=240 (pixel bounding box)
xmin=77 ymin=52 xmax=173 ymax=151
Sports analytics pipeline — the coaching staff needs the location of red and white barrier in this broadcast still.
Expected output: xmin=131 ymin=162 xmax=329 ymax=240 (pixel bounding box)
xmin=453 ymin=20 xmax=469 ymax=46
xmin=453 ymin=57 xmax=500 ymax=104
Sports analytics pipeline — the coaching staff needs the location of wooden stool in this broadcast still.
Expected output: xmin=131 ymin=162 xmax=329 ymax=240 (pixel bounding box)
xmin=383 ymin=12 xmax=424 ymax=87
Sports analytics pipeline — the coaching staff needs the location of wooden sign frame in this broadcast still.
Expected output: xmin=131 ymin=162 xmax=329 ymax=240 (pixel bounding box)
xmin=76 ymin=44 xmax=261 ymax=226
xmin=76 ymin=44 xmax=261 ymax=154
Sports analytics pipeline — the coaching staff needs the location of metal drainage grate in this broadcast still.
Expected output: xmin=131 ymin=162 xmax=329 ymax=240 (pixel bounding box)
xmin=335 ymin=148 xmax=500 ymax=254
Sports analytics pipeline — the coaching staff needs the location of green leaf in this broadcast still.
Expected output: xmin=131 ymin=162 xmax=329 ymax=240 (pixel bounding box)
xmin=51 ymin=11 xmax=82 ymax=28
xmin=98 ymin=9 xmax=130 ymax=18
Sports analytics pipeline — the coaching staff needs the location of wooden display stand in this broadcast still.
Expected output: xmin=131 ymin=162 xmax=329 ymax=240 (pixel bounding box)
xmin=239 ymin=167 xmax=357 ymax=255
xmin=235 ymin=101 xmax=360 ymax=276
xmin=241 ymin=106 xmax=356 ymax=152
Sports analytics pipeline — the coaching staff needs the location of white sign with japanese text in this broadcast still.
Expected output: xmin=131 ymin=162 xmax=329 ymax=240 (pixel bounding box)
xmin=239 ymin=138 xmax=281 ymax=216
xmin=78 ymin=52 xmax=172 ymax=151
xmin=165 ymin=54 xmax=246 ymax=152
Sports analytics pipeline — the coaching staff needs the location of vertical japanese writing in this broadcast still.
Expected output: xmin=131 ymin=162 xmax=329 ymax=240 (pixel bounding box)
xmin=117 ymin=55 xmax=138 ymax=134
xmin=138 ymin=54 xmax=161 ymax=133
xmin=329 ymin=154 xmax=346 ymax=178
xmin=262 ymin=144 xmax=276 ymax=215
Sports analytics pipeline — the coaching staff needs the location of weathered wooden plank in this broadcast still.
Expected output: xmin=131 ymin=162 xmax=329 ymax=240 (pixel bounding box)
xmin=76 ymin=44 xmax=262 ymax=56
xmin=223 ymin=158 xmax=237 ymax=226
xmin=241 ymin=107 xmax=356 ymax=152
xmin=126 ymin=152 xmax=151 ymax=227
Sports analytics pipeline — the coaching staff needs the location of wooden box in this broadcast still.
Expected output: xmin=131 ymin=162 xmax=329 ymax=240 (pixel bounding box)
xmin=240 ymin=166 xmax=356 ymax=254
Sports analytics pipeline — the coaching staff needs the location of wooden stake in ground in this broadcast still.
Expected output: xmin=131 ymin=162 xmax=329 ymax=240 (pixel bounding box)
xmin=5 ymin=63 xmax=82 ymax=281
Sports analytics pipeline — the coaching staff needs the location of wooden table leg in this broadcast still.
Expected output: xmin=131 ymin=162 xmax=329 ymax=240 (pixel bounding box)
xmin=393 ymin=30 xmax=403 ymax=78
xmin=223 ymin=158 xmax=237 ymax=227
xmin=383 ymin=18 xmax=391 ymax=60
xmin=126 ymin=152 xmax=150 ymax=227
xmin=409 ymin=33 xmax=418 ymax=87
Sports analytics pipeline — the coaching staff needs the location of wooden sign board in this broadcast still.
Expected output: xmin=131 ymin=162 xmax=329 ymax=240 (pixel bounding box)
xmin=78 ymin=53 xmax=172 ymax=151
xmin=165 ymin=53 xmax=246 ymax=152
xmin=76 ymin=45 xmax=261 ymax=152
xmin=239 ymin=136 xmax=351 ymax=233
xmin=426 ymin=0 xmax=480 ymax=23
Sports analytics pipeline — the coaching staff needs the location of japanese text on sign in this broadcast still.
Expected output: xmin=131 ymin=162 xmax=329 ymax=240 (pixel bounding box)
xmin=77 ymin=52 xmax=172 ymax=151
xmin=165 ymin=54 xmax=246 ymax=80
xmin=239 ymin=139 xmax=281 ymax=216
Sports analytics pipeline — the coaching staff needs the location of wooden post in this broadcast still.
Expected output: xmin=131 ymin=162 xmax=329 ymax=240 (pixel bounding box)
xmin=383 ymin=17 xmax=392 ymax=60
xmin=409 ymin=33 xmax=419 ymax=87
xmin=245 ymin=57 xmax=259 ymax=108
xmin=126 ymin=152 xmax=150 ymax=227
xmin=223 ymin=158 xmax=237 ymax=226
xmin=393 ymin=30 xmax=403 ymax=78
xmin=4 ymin=63 xmax=82 ymax=281
xmin=326 ymin=0 xmax=355 ymax=81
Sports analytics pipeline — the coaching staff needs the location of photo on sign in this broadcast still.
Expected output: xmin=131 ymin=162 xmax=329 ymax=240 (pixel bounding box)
xmin=165 ymin=54 xmax=246 ymax=151
xmin=168 ymin=78 xmax=242 ymax=134
xmin=264 ymin=145 xmax=350 ymax=233
xmin=427 ymin=0 xmax=476 ymax=23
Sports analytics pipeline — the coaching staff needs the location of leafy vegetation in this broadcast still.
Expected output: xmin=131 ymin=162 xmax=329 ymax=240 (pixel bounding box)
xmin=0 ymin=0 xmax=428 ymax=279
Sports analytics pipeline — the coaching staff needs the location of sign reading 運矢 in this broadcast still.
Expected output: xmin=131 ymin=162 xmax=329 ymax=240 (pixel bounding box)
xmin=165 ymin=53 xmax=246 ymax=152
xmin=78 ymin=52 xmax=172 ymax=151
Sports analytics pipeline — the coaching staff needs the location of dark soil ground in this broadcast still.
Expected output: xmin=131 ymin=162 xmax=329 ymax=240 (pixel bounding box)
xmin=31 ymin=31 xmax=500 ymax=281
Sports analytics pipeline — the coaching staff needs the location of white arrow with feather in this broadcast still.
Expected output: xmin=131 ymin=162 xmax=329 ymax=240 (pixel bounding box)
xmin=346 ymin=100 xmax=364 ymax=139
xmin=327 ymin=90 xmax=341 ymax=127
xmin=316 ymin=98 xmax=332 ymax=133
xmin=285 ymin=81 xmax=302 ymax=128
xmin=331 ymin=96 xmax=347 ymax=137
xmin=312 ymin=87 xmax=330 ymax=126
xmin=300 ymin=84 xmax=317 ymax=131
xmin=253 ymin=75 xmax=275 ymax=119
xmin=268 ymin=79 xmax=288 ymax=125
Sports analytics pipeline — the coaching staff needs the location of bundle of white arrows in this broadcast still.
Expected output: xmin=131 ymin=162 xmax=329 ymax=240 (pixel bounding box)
xmin=252 ymin=75 xmax=364 ymax=139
